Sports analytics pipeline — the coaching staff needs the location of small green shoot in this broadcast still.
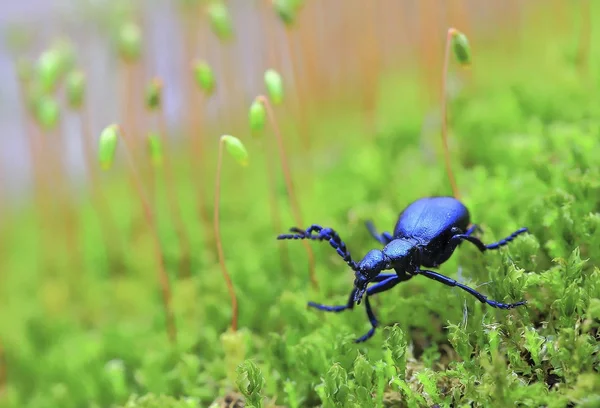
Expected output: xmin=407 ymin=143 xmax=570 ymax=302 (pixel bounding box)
xmin=214 ymin=135 xmax=248 ymax=332
xmin=236 ymin=360 xmax=265 ymax=407
xmin=441 ymin=27 xmax=471 ymax=200
xmin=98 ymin=124 xmax=177 ymax=344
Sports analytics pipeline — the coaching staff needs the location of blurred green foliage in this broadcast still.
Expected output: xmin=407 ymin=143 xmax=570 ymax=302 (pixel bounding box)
xmin=1 ymin=6 xmax=600 ymax=408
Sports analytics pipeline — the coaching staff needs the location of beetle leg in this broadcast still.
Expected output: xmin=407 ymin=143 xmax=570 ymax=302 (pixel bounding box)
xmin=483 ymin=227 xmax=529 ymax=249
xmin=356 ymin=276 xmax=405 ymax=343
xmin=308 ymin=274 xmax=401 ymax=343
xmin=366 ymin=275 xmax=403 ymax=295
xmin=365 ymin=221 xmax=394 ymax=245
xmin=355 ymin=296 xmax=378 ymax=343
xmin=450 ymin=227 xmax=528 ymax=253
xmin=451 ymin=224 xmax=479 ymax=237
xmin=417 ymin=269 xmax=527 ymax=309
xmin=308 ymin=289 xmax=358 ymax=312
xmin=464 ymin=224 xmax=481 ymax=236
xmin=308 ymin=273 xmax=396 ymax=313
xmin=278 ymin=224 xmax=359 ymax=270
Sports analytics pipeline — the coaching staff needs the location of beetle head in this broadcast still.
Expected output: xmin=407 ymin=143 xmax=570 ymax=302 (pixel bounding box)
xmin=353 ymin=239 xmax=418 ymax=304
xmin=353 ymin=249 xmax=391 ymax=303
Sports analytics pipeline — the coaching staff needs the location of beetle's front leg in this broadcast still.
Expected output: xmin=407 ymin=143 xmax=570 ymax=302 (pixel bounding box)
xmin=308 ymin=273 xmax=403 ymax=343
xmin=278 ymin=224 xmax=359 ymax=270
xmin=308 ymin=273 xmax=396 ymax=313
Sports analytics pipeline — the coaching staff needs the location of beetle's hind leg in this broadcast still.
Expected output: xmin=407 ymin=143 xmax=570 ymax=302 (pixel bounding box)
xmin=483 ymin=227 xmax=529 ymax=250
xmin=417 ymin=269 xmax=527 ymax=309
xmin=365 ymin=221 xmax=394 ymax=245
xmin=451 ymin=227 xmax=528 ymax=252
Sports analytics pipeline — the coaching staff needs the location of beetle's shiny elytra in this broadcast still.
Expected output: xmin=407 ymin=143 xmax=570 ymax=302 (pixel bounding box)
xmin=278 ymin=196 xmax=528 ymax=343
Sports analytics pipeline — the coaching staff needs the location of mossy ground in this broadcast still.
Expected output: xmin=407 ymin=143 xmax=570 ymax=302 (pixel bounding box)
xmin=1 ymin=8 xmax=600 ymax=408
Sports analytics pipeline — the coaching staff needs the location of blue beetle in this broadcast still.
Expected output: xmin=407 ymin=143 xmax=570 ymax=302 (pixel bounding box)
xmin=277 ymin=196 xmax=528 ymax=343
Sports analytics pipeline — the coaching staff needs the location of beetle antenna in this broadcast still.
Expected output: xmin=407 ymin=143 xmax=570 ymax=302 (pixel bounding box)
xmin=278 ymin=225 xmax=359 ymax=271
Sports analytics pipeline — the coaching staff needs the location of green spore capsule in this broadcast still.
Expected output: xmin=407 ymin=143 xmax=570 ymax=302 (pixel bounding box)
xmin=98 ymin=124 xmax=120 ymax=170
xmin=207 ymin=2 xmax=233 ymax=41
xmin=66 ymin=69 xmax=86 ymax=109
xmin=264 ymin=69 xmax=284 ymax=105
xmin=118 ymin=21 xmax=142 ymax=62
xmin=249 ymin=99 xmax=266 ymax=135
xmin=450 ymin=29 xmax=471 ymax=66
xmin=193 ymin=60 xmax=216 ymax=96
xmin=147 ymin=131 xmax=163 ymax=167
xmin=221 ymin=135 xmax=248 ymax=166
xmin=145 ymin=78 xmax=163 ymax=110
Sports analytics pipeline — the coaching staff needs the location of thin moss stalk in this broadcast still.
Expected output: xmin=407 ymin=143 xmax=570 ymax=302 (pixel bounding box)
xmin=15 ymin=60 xmax=52 ymax=274
xmin=67 ymin=70 xmax=124 ymax=274
xmin=418 ymin=0 xmax=442 ymax=106
xmin=214 ymin=135 xmax=249 ymax=332
xmin=116 ymin=18 xmax=147 ymax=242
xmin=578 ymin=0 xmax=590 ymax=79
xmin=251 ymin=102 xmax=292 ymax=277
xmin=0 ymin=339 xmax=5 ymax=394
xmin=441 ymin=27 xmax=470 ymax=201
xmin=31 ymin=88 xmax=75 ymax=280
xmin=255 ymin=95 xmax=318 ymax=290
xmin=146 ymin=78 xmax=193 ymax=277
xmin=192 ymin=59 xmax=216 ymax=241
xmin=359 ymin=1 xmax=380 ymax=140
xmin=99 ymin=124 xmax=177 ymax=344
xmin=272 ymin=0 xmax=313 ymax=155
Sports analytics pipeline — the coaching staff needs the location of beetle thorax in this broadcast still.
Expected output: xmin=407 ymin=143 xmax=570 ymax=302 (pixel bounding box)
xmin=382 ymin=238 xmax=419 ymax=271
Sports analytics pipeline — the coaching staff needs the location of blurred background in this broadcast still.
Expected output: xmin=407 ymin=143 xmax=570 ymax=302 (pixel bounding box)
xmin=0 ymin=0 xmax=550 ymax=197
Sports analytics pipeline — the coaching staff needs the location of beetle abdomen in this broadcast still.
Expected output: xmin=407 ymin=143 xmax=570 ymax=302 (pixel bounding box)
xmin=393 ymin=196 xmax=470 ymax=242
